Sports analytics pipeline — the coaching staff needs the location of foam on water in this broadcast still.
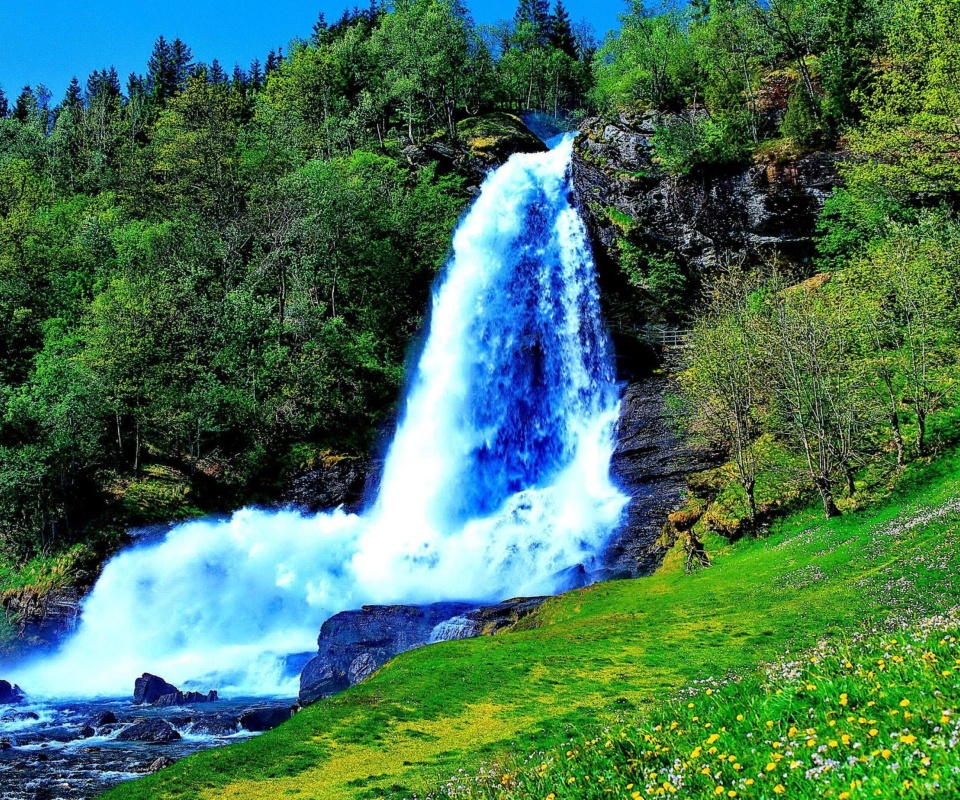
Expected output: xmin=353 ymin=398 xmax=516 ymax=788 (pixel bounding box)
xmin=12 ymin=136 xmax=627 ymax=698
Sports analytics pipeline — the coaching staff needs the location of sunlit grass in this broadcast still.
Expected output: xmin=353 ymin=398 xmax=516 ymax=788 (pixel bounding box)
xmin=102 ymin=450 xmax=960 ymax=800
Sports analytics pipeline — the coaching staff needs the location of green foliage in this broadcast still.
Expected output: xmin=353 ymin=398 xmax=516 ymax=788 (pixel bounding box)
xmin=652 ymin=111 xmax=750 ymax=175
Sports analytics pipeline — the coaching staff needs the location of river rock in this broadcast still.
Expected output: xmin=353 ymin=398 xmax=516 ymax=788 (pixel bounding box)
xmin=238 ymin=705 xmax=292 ymax=732
xmin=116 ymin=718 xmax=181 ymax=743
xmin=0 ymin=679 xmax=25 ymax=705
xmin=78 ymin=725 xmax=96 ymax=739
xmin=153 ymin=689 xmax=219 ymax=707
xmin=133 ymin=674 xmax=179 ymax=705
xmin=187 ymin=712 xmax=240 ymax=736
xmin=146 ymin=756 xmax=175 ymax=772
xmin=91 ymin=711 xmax=117 ymax=726
xmin=298 ymin=601 xmax=474 ymax=705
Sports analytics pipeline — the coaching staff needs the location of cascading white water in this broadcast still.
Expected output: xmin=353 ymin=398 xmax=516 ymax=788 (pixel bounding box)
xmin=12 ymin=136 xmax=627 ymax=698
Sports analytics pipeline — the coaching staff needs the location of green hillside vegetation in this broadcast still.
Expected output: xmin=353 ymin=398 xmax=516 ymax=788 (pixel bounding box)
xmin=102 ymin=445 xmax=960 ymax=800
xmin=0 ymin=0 xmax=593 ymax=602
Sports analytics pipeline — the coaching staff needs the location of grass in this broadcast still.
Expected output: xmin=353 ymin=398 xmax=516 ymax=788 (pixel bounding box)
xmin=100 ymin=449 xmax=960 ymax=800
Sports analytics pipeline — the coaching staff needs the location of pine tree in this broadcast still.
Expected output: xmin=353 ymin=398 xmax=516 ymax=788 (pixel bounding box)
xmin=248 ymin=58 xmax=264 ymax=91
xmin=549 ymin=0 xmax=578 ymax=59
xmin=515 ymin=0 xmax=551 ymax=46
xmin=63 ymin=76 xmax=84 ymax=110
xmin=312 ymin=12 xmax=330 ymax=45
xmin=148 ymin=35 xmax=176 ymax=105
xmin=210 ymin=59 xmax=228 ymax=85
xmin=171 ymin=38 xmax=195 ymax=90
xmin=0 ymin=85 xmax=8 ymax=118
xmin=13 ymin=86 xmax=36 ymax=123
xmin=265 ymin=49 xmax=279 ymax=75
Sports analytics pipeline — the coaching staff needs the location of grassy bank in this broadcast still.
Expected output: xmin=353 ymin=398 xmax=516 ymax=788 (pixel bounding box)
xmin=103 ymin=451 xmax=960 ymax=800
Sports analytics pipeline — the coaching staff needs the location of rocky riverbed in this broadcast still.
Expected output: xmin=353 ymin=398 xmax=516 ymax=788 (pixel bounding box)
xmin=0 ymin=695 xmax=294 ymax=799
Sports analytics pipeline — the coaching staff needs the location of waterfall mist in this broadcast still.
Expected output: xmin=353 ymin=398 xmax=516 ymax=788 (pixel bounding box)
xmin=13 ymin=136 xmax=627 ymax=699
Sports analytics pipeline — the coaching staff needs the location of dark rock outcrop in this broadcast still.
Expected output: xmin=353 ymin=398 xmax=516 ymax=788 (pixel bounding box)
xmin=573 ymin=112 xmax=840 ymax=278
xmin=238 ymin=705 xmax=293 ymax=732
xmin=596 ymin=378 xmax=719 ymax=580
xmin=153 ymin=690 xmax=219 ymax=707
xmin=186 ymin=712 xmax=241 ymax=736
xmin=1 ymin=586 xmax=85 ymax=653
xmin=133 ymin=674 xmax=217 ymax=707
xmin=299 ymin=601 xmax=474 ymax=704
xmin=0 ymin=679 xmax=25 ymax=705
xmin=280 ymin=455 xmax=371 ymax=514
xmin=298 ymin=597 xmax=549 ymax=705
xmin=133 ymin=674 xmax=179 ymax=705
xmin=115 ymin=718 xmax=181 ymax=744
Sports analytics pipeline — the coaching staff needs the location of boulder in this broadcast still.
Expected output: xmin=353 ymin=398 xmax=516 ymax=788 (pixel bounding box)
xmin=238 ymin=705 xmax=293 ymax=732
xmin=79 ymin=725 xmax=96 ymax=739
xmin=2 ymin=710 xmax=39 ymax=722
xmin=186 ymin=712 xmax=240 ymax=736
xmin=116 ymin=718 xmax=181 ymax=744
xmin=133 ymin=674 xmax=179 ymax=705
xmin=91 ymin=711 xmax=118 ymax=726
xmin=133 ymin=674 xmax=218 ymax=706
xmin=0 ymin=679 xmax=25 ymax=705
xmin=0 ymin=737 xmax=12 ymax=750
xmin=146 ymin=756 xmax=175 ymax=772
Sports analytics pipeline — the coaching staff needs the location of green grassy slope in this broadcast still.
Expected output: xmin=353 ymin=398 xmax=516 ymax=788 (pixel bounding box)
xmin=102 ymin=453 xmax=960 ymax=800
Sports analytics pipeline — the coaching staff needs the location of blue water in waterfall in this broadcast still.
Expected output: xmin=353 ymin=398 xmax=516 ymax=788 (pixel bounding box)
xmin=10 ymin=135 xmax=627 ymax=699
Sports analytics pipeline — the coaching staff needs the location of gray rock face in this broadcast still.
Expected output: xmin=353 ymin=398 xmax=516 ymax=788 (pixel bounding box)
xmin=280 ymin=456 xmax=371 ymax=514
xmin=115 ymin=718 xmax=181 ymax=743
xmin=596 ymin=378 xmax=719 ymax=580
xmin=133 ymin=674 xmax=179 ymax=705
xmin=573 ymin=112 xmax=840 ymax=277
xmin=299 ymin=601 xmax=474 ymax=705
xmin=298 ymin=598 xmax=549 ymax=705
xmin=133 ymin=674 xmax=218 ymax=707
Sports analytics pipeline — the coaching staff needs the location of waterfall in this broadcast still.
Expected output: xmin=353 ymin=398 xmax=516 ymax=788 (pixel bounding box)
xmin=12 ymin=136 xmax=627 ymax=699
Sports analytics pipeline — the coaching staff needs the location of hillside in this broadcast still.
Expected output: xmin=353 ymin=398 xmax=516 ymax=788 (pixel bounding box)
xmin=102 ymin=450 xmax=960 ymax=800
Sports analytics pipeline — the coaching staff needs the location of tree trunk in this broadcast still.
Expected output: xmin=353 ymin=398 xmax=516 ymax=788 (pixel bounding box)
xmin=916 ymin=409 xmax=927 ymax=457
xmin=743 ymin=477 xmax=757 ymax=520
xmin=815 ymin=476 xmax=839 ymax=519
xmin=845 ymin=467 xmax=856 ymax=498
xmin=890 ymin=411 xmax=906 ymax=468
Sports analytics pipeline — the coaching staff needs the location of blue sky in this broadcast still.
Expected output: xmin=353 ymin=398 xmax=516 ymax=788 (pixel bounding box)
xmin=0 ymin=1 xmax=625 ymax=103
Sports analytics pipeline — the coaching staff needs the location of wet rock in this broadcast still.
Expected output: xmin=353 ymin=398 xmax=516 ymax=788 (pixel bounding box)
xmin=459 ymin=597 xmax=549 ymax=637
xmin=595 ymin=377 xmax=719 ymax=579
xmin=0 ymin=586 xmax=85 ymax=653
xmin=280 ymin=454 xmax=370 ymax=514
xmin=115 ymin=718 xmax=181 ymax=743
xmin=298 ymin=601 xmax=474 ymax=705
xmin=2 ymin=711 xmax=39 ymax=722
xmin=153 ymin=689 xmax=219 ymax=707
xmin=238 ymin=705 xmax=293 ymax=732
xmin=146 ymin=756 xmax=175 ymax=772
xmin=78 ymin=725 xmax=96 ymax=739
xmin=0 ymin=679 xmax=25 ymax=705
xmin=186 ymin=712 xmax=240 ymax=736
xmin=133 ymin=673 xmax=179 ymax=705
xmin=91 ymin=711 xmax=117 ymax=726
xmin=0 ymin=736 xmax=12 ymax=750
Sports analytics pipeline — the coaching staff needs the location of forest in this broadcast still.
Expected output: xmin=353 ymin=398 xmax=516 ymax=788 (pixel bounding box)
xmin=0 ymin=0 xmax=958 ymax=586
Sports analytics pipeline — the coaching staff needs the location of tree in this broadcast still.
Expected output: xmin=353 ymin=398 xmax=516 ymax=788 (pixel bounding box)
xmin=682 ymin=267 xmax=765 ymax=520
xmin=548 ymin=1 xmax=578 ymax=59
xmin=0 ymin=85 xmax=8 ymax=118
xmin=759 ymin=276 xmax=871 ymax=517
xmin=515 ymin=0 xmax=551 ymax=47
